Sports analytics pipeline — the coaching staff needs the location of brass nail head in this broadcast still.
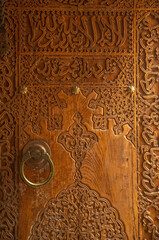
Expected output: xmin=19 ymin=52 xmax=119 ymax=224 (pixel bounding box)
xmin=128 ymin=85 xmax=135 ymax=93
xmin=72 ymin=86 xmax=80 ymax=95
xmin=19 ymin=86 xmax=28 ymax=94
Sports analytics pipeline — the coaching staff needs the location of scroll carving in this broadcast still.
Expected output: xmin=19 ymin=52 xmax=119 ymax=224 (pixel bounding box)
xmin=137 ymin=11 xmax=159 ymax=239
xmin=22 ymin=10 xmax=133 ymax=54
xmin=21 ymin=56 xmax=133 ymax=86
xmin=29 ymin=182 xmax=128 ymax=240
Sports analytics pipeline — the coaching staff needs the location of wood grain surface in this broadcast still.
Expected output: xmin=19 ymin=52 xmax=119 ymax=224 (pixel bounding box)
xmin=0 ymin=0 xmax=158 ymax=239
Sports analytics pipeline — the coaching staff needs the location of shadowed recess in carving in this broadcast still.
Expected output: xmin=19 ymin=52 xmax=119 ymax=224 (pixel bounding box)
xmin=28 ymin=182 xmax=128 ymax=240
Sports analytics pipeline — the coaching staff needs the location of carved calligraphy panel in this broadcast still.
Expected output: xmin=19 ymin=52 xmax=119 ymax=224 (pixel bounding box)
xmin=0 ymin=7 xmax=19 ymax=240
xmin=21 ymin=56 xmax=134 ymax=86
xmin=22 ymin=10 xmax=133 ymax=54
xmin=137 ymin=10 xmax=159 ymax=240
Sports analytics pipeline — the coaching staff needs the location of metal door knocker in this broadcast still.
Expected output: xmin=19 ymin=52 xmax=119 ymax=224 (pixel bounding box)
xmin=20 ymin=140 xmax=54 ymax=188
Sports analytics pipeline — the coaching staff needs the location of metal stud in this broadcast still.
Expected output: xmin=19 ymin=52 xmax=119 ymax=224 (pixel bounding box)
xmin=128 ymin=85 xmax=135 ymax=93
xmin=19 ymin=86 xmax=28 ymax=94
xmin=72 ymin=86 xmax=80 ymax=95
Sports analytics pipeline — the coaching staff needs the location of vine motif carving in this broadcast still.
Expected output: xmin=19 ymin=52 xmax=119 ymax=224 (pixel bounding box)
xmin=29 ymin=182 xmax=128 ymax=240
xmin=21 ymin=56 xmax=133 ymax=86
xmin=58 ymin=112 xmax=98 ymax=181
xmin=22 ymin=10 xmax=133 ymax=54
xmin=137 ymin=11 xmax=159 ymax=239
xmin=80 ymin=87 xmax=135 ymax=145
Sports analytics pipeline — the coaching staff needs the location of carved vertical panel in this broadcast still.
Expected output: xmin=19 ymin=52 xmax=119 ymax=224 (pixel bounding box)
xmin=0 ymin=5 xmax=19 ymax=240
xmin=137 ymin=11 xmax=159 ymax=239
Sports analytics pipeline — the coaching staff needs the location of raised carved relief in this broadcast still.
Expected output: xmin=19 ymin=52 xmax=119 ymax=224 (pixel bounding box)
xmin=137 ymin=11 xmax=159 ymax=239
xmin=0 ymin=111 xmax=18 ymax=240
xmin=20 ymin=0 xmax=133 ymax=7
xmin=0 ymin=9 xmax=19 ymax=240
xmin=0 ymin=9 xmax=18 ymax=104
xmin=80 ymin=87 xmax=135 ymax=145
xmin=21 ymin=56 xmax=133 ymax=86
xmin=136 ymin=0 xmax=159 ymax=8
xmin=58 ymin=113 xmax=98 ymax=181
xmin=6 ymin=87 xmax=66 ymax=144
xmin=29 ymin=182 xmax=128 ymax=240
xmin=22 ymin=10 xmax=133 ymax=54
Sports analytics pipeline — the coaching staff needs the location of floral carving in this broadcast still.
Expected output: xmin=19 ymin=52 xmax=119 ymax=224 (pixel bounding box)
xmin=29 ymin=182 xmax=128 ymax=240
xmin=58 ymin=113 xmax=98 ymax=181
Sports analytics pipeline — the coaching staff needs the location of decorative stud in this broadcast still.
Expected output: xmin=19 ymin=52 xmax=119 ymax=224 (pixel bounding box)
xmin=71 ymin=86 xmax=80 ymax=95
xmin=128 ymin=85 xmax=135 ymax=93
xmin=19 ymin=86 xmax=28 ymax=94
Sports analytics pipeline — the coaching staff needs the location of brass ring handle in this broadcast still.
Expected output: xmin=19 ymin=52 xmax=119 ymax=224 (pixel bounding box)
xmin=20 ymin=149 xmax=54 ymax=188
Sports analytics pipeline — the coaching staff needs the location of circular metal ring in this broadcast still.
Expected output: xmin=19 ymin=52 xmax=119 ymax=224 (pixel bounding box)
xmin=20 ymin=151 xmax=54 ymax=188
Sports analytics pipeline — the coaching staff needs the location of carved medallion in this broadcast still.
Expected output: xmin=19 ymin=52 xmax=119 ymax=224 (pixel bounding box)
xmin=29 ymin=182 xmax=128 ymax=240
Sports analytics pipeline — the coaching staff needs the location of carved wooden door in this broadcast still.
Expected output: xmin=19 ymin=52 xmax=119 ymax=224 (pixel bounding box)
xmin=0 ymin=0 xmax=159 ymax=239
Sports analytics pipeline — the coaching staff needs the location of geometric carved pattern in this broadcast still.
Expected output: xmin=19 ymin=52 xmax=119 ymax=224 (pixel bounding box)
xmin=5 ymin=88 xmax=65 ymax=144
xmin=21 ymin=56 xmax=134 ymax=86
xmin=136 ymin=0 xmax=159 ymax=8
xmin=58 ymin=112 xmax=98 ymax=181
xmin=21 ymin=0 xmax=133 ymax=7
xmin=28 ymin=182 xmax=128 ymax=240
xmin=81 ymin=87 xmax=135 ymax=145
xmin=137 ymin=11 xmax=159 ymax=239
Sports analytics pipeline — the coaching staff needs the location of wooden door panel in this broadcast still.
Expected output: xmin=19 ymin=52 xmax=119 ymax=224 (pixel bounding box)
xmin=18 ymin=92 xmax=135 ymax=239
xmin=0 ymin=0 xmax=158 ymax=239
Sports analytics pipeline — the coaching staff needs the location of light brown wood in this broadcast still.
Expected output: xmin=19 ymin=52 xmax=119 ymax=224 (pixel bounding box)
xmin=0 ymin=0 xmax=158 ymax=239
